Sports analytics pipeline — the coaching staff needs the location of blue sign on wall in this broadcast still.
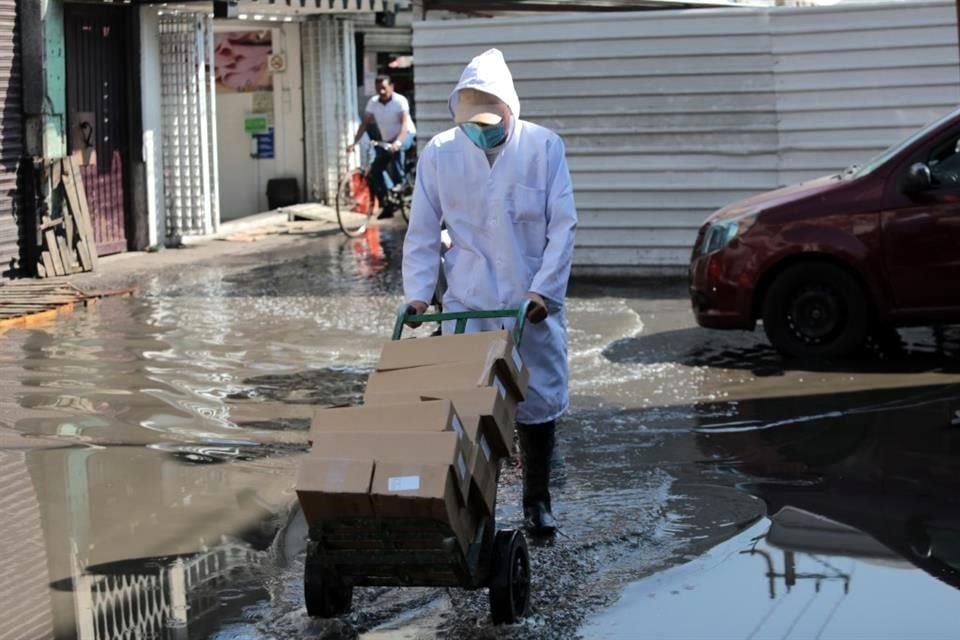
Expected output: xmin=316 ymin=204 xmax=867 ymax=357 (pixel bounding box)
xmin=252 ymin=128 xmax=274 ymax=159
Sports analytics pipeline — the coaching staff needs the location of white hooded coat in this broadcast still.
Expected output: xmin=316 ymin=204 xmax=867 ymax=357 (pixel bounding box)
xmin=403 ymin=49 xmax=578 ymax=424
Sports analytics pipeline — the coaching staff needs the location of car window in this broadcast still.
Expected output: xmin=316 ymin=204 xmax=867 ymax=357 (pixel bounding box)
xmin=928 ymin=136 xmax=960 ymax=189
xmin=927 ymin=526 xmax=960 ymax=572
xmin=854 ymin=108 xmax=960 ymax=178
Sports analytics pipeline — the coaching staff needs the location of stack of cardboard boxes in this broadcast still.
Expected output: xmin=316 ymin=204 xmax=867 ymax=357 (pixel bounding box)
xmin=296 ymin=331 xmax=529 ymax=553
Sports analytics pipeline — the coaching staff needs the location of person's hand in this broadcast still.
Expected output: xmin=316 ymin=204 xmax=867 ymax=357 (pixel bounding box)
xmin=526 ymin=293 xmax=548 ymax=324
xmin=389 ymin=141 xmax=401 ymax=153
xmin=347 ymin=142 xmax=356 ymax=153
xmin=405 ymin=300 xmax=429 ymax=328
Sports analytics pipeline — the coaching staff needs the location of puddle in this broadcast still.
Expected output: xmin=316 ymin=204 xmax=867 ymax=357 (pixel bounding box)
xmin=583 ymin=380 xmax=960 ymax=640
xmin=584 ymin=516 xmax=960 ymax=640
xmin=2 ymin=228 xmax=960 ymax=639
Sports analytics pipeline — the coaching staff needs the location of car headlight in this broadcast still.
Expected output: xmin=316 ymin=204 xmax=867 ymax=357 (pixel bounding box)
xmin=700 ymin=215 xmax=756 ymax=255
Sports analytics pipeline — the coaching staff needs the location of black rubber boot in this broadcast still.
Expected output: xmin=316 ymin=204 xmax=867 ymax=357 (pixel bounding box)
xmin=517 ymin=421 xmax=558 ymax=537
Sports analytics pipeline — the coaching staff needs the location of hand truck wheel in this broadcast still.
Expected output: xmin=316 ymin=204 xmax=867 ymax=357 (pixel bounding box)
xmin=304 ymin=549 xmax=353 ymax=618
xmin=489 ymin=529 xmax=531 ymax=624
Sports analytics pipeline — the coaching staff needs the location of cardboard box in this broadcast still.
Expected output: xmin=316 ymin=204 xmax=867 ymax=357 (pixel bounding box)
xmin=370 ymin=461 xmax=480 ymax=553
xmin=377 ymin=331 xmax=529 ymax=399
xmin=366 ymin=360 xmax=522 ymax=408
xmin=310 ymin=400 xmax=461 ymax=441
xmin=461 ymin=415 xmax=499 ymax=515
xmin=364 ymin=387 xmax=516 ymax=458
xmin=295 ymin=458 xmax=375 ymax=525
xmin=309 ymin=431 xmax=472 ymax=502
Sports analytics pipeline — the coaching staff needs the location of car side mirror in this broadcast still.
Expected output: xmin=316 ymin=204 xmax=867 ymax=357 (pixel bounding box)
xmin=903 ymin=162 xmax=932 ymax=194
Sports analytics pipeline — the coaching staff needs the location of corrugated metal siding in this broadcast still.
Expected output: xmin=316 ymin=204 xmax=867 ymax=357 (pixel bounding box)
xmin=772 ymin=2 xmax=960 ymax=185
xmin=413 ymin=1 xmax=960 ymax=274
xmin=0 ymin=0 xmax=23 ymax=278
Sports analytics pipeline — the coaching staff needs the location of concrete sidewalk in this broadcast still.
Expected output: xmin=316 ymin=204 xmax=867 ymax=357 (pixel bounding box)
xmin=179 ymin=204 xmax=340 ymax=246
xmin=67 ymin=214 xmax=342 ymax=293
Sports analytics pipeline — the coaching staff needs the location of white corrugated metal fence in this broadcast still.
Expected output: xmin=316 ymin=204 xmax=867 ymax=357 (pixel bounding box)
xmin=413 ymin=1 xmax=960 ymax=274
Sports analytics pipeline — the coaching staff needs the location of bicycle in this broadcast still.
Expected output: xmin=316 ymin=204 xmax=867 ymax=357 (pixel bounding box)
xmin=336 ymin=140 xmax=416 ymax=238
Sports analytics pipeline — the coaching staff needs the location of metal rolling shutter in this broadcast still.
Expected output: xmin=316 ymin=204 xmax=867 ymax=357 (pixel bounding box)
xmin=0 ymin=0 xmax=23 ymax=278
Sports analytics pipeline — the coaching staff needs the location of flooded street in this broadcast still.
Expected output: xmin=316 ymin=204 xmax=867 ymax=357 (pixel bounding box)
xmin=2 ymin=227 xmax=960 ymax=639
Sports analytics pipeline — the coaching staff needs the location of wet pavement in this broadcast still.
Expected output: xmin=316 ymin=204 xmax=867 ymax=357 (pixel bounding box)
xmin=1 ymin=226 xmax=959 ymax=639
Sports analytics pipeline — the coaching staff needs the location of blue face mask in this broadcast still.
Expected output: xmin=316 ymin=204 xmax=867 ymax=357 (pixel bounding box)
xmin=460 ymin=122 xmax=507 ymax=150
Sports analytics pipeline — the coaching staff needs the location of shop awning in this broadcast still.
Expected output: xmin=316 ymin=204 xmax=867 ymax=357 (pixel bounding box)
xmin=130 ymin=0 xmax=406 ymax=15
xmin=422 ymin=0 xmax=766 ymax=12
xmin=242 ymin=0 xmax=407 ymax=12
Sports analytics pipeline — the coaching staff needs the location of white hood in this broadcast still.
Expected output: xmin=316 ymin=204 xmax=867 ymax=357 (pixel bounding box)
xmin=448 ymin=48 xmax=521 ymax=121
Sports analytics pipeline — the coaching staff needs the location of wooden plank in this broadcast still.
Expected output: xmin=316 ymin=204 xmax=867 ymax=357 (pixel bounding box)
xmin=50 ymin=160 xmax=62 ymax=192
xmin=0 ymin=286 xmax=77 ymax=294
xmin=0 ymin=304 xmax=73 ymax=310
xmin=0 ymin=299 xmax=63 ymax=305
xmin=37 ymin=263 xmax=47 ymax=279
xmin=0 ymin=282 xmax=74 ymax=289
xmin=0 ymin=287 xmax=75 ymax=293
xmin=61 ymin=164 xmax=81 ymax=218
xmin=0 ymin=298 xmax=77 ymax=305
xmin=0 ymin=290 xmax=71 ymax=298
xmin=0 ymin=297 xmax=79 ymax=304
xmin=61 ymin=160 xmax=86 ymax=261
xmin=45 ymin=230 xmax=65 ymax=276
xmin=57 ymin=236 xmax=78 ymax=274
xmin=76 ymin=239 xmax=93 ymax=272
xmin=66 ymin=156 xmax=98 ymax=268
xmin=65 ymin=208 xmax=75 ymax=255
xmin=40 ymin=252 xmax=54 ymax=279
xmin=40 ymin=217 xmax=64 ymax=231
xmin=0 ymin=289 xmax=72 ymax=295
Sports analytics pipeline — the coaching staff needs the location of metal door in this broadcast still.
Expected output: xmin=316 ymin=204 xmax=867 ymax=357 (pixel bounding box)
xmin=64 ymin=5 xmax=130 ymax=256
xmin=0 ymin=0 xmax=23 ymax=277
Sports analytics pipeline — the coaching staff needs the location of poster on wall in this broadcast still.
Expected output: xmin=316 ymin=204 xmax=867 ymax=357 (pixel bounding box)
xmin=215 ymin=31 xmax=273 ymax=94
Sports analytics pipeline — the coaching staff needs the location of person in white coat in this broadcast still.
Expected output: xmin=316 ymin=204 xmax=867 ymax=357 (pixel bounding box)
xmin=402 ymin=49 xmax=577 ymax=536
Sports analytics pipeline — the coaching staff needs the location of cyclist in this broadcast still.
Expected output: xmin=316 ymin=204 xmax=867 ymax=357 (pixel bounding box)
xmin=347 ymin=75 xmax=416 ymax=219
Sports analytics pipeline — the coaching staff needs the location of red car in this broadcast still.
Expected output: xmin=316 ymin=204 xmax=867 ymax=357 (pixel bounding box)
xmin=690 ymin=108 xmax=960 ymax=358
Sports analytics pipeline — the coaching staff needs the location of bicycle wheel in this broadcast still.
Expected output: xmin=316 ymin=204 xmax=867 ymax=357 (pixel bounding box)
xmin=398 ymin=171 xmax=415 ymax=223
xmin=336 ymin=169 xmax=374 ymax=237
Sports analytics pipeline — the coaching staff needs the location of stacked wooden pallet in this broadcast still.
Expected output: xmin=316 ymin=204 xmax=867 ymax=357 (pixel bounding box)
xmin=0 ymin=280 xmax=133 ymax=330
xmin=37 ymin=157 xmax=99 ymax=278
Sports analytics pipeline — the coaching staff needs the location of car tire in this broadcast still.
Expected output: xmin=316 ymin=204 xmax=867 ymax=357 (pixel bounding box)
xmin=761 ymin=262 xmax=869 ymax=359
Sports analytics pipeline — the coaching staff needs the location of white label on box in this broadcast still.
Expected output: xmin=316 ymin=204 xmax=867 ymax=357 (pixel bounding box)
xmin=479 ymin=435 xmax=492 ymax=462
xmin=494 ymin=376 xmax=507 ymax=400
xmin=511 ymin=345 xmax=522 ymax=372
xmin=456 ymin=453 xmax=467 ymax=481
xmin=388 ymin=476 xmax=420 ymax=492
xmin=451 ymin=415 xmax=464 ymax=440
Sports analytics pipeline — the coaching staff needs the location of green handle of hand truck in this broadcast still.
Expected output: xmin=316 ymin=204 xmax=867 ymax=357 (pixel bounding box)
xmin=392 ymin=300 xmax=531 ymax=346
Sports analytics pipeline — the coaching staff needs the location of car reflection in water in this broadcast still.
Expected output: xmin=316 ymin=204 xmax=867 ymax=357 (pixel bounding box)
xmin=698 ymin=384 xmax=960 ymax=595
xmin=586 ymin=383 xmax=960 ymax=639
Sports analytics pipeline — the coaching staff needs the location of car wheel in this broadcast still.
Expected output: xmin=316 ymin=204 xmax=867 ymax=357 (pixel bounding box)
xmin=761 ymin=262 xmax=869 ymax=359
